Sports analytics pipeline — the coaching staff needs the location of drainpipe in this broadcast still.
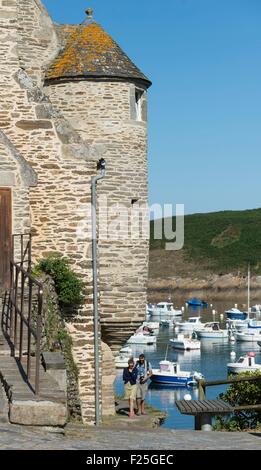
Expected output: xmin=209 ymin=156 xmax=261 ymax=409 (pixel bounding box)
xmin=91 ymin=158 xmax=106 ymax=426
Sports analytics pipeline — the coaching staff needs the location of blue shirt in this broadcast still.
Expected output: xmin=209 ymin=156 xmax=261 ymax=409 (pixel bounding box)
xmin=136 ymin=360 xmax=152 ymax=384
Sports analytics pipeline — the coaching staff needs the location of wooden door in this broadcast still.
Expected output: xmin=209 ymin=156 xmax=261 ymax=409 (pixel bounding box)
xmin=0 ymin=188 xmax=12 ymax=290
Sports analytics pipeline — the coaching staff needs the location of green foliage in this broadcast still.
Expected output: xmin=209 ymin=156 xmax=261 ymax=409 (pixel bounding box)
xmin=215 ymin=372 xmax=261 ymax=431
xmin=43 ymin=298 xmax=61 ymax=351
xmin=58 ymin=328 xmax=79 ymax=379
xmin=150 ymin=208 xmax=261 ymax=273
xmin=38 ymin=255 xmax=83 ymax=307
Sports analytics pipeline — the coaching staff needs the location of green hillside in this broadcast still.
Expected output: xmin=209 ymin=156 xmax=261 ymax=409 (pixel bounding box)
xmin=150 ymin=208 xmax=261 ymax=274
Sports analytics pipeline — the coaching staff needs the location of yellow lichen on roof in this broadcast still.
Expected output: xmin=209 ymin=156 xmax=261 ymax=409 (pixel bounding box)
xmin=47 ymin=24 xmax=118 ymax=79
xmin=46 ymin=21 xmax=151 ymax=86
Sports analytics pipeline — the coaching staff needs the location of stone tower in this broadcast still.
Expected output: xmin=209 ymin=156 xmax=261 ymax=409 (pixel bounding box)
xmin=44 ymin=9 xmax=152 ymax=350
xmin=0 ymin=1 xmax=151 ymax=423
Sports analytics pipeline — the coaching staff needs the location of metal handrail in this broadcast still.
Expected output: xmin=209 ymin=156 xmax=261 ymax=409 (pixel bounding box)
xmin=4 ymin=261 xmax=43 ymax=395
xmin=12 ymin=233 xmax=32 ymax=272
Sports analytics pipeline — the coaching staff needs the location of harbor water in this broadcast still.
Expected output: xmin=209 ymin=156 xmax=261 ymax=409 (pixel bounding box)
xmin=114 ymin=300 xmax=261 ymax=429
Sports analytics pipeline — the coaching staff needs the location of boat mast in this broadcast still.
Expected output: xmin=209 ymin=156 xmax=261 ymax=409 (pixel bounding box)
xmin=165 ymin=344 xmax=169 ymax=361
xmin=247 ymin=263 xmax=250 ymax=316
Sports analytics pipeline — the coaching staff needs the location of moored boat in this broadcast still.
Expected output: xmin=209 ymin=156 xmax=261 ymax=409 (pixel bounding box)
xmin=247 ymin=319 xmax=261 ymax=329
xmin=225 ymin=308 xmax=248 ymax=321
xmin=186 ymin=297 xmax=208 ymax=307
xmin=235 ymin=330 xmax=261 ymax=342
xmin=227 ymin=352 xmax=261 ymax=374
xmin=150 ymin=302 xmax=182 ymax=317
xmin=169 ymin=334 xmax=201 ymax=350
xmin=127 ymin=332 xmax=157 ymax=345
xmin=151 ymin=360 xmax=203 ymax=387
xmin=175 ymin=317 xmax=204 ymax=332
xmin=115 ymin=347 xmax=138 ymax=368
xmin=196 ymin=322 xmax=229 ymax=339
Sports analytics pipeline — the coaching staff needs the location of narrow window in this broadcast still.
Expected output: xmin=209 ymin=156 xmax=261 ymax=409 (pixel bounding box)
xmin=135 ymin=90 xmax=143 ymax=121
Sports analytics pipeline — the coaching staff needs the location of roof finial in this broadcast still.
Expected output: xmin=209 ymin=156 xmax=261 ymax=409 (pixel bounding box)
xmin=86 ymin=8 xmax=93 ymax=18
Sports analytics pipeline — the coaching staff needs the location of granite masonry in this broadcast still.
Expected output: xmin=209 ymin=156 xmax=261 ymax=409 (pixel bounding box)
xmin=0 ymin=1 xmax=151 ymax=423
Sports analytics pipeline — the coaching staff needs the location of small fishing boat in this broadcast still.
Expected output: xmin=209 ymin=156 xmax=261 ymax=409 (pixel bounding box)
xmin=150 ymin=302 xmax=182 ymax=317
xmin=151 ymin=360 xmax=203 ymax=386
xmin=186 ymin=298 xmax=208 ymax=307
xmin=175 ymin=317 xmax=204 ymax=332
xmin=235 ymin=330 xmax=261 ymax=342
xmin=127 ymin=332 xmax=157 ymax=345
xmin=196 ymin=322 xmax=229 ymax=339
xmin=169 ymin=334 xmax=201 ymax=350
xmin=225 ymin=308 xmax=248 ymax=321
xmin=227 ymin=352 xmax=261 ymax=374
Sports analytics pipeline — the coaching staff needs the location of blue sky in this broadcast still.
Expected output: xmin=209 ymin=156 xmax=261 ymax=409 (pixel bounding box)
xmin=42 ymin=0 xmax=261 ymax=214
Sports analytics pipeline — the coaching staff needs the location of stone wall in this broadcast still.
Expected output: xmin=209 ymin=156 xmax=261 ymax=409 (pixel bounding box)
xmin=17 ymin=0 xmax=59 ymax=85
xmin=0 ymin=1 xmax=99 ymax=423
xmin=45 ymin=80 xmax=149 ymax=350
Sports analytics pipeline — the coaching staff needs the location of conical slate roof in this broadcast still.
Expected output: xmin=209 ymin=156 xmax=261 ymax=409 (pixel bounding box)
xmin=46 ymin=9 xmax=151 ymax=87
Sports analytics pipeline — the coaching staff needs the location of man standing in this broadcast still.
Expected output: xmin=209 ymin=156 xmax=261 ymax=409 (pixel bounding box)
xmin=136 ymin=353 xmax=152 ymax=415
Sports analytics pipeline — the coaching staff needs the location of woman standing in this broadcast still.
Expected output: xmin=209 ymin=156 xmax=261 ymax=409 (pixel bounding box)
xmin=123 ymin=357 xmax=138 ymax=418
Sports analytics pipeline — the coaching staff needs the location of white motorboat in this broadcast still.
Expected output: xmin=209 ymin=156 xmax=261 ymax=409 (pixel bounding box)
xmin=150 ymin=302 xmax=182 ymax=317
xmin=115 ymin=347 xmax=138 ymax=368
xmin=227 ymin=352 xmax=261 ymax=374
xmin=151 ymin=360 xmax=203 ymax=386
xmin=247 ymin=319 xmax=261 ymax=329
xmin=127 ymin=332 xmax=157 ymax=345
xmin=169 ymin=334 xmax=201 ymax=350
xmin=235 ymin=330 xmax=261 ymax=342
xmin=175 ymin=317 xmax=204 ymax=332
xmin=196 ymin=322 xmax=229 ymax=339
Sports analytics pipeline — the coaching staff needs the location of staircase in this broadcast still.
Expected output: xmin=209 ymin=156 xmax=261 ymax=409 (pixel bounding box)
xmin=0 ymin=235 xmax=68 ymax=427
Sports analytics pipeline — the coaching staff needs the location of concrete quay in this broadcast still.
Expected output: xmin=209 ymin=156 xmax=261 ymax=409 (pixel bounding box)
xmin=0 ymin=423 xmax=260 ymax=450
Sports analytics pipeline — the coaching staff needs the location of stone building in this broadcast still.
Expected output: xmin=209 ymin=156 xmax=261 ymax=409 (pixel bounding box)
xmin=0 ymin=0 xmax=151 ymax=423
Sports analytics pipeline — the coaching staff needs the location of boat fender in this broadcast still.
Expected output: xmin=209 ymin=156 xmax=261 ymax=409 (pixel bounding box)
xmin=184 ymin=394 xmax=192 ymax=400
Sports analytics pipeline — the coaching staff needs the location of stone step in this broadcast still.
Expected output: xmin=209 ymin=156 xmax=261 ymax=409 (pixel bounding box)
xmin=0 ymin=353 xmax=67 ymax=426
xmin=0 ymin=385 xmax=8 ymax=424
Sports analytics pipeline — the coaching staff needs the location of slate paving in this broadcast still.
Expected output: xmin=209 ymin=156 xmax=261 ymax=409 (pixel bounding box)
xmin=0 ymin=423 xmax=260 ymax=450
